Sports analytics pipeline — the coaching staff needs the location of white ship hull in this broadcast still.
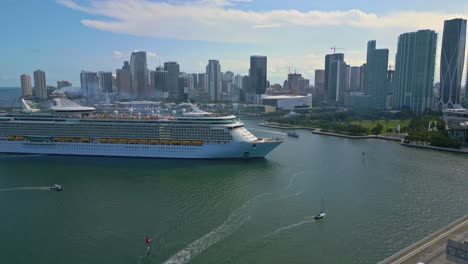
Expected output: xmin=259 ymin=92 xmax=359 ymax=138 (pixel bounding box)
xmin=0 ymin=140 xmax=282 ymax=159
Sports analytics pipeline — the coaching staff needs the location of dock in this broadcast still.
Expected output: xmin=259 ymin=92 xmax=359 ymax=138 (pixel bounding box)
xmin=379 ymin=215 xmax=468 ymax=264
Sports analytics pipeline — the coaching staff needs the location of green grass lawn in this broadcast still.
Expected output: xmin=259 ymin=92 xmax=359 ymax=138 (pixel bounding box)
xmin=350 ymin=119 xmax=410 ymax=134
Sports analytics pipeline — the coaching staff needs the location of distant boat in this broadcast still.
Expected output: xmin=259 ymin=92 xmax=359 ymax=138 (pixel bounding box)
xmin=287 ymin=131 xmax=299 ymax=138
xmin=49 ymin=184 xmax=64 ymax=191
xmin=314 ymin=198 xmax=326 ymax=220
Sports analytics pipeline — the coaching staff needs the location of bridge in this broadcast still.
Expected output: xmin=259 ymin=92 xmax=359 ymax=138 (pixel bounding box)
xmin=379 ymin=215 xmax=468 ymax=264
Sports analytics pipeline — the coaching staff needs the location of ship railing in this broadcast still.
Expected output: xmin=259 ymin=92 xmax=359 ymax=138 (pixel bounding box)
xmin=256 ymin=137 xmax=285 ymax=142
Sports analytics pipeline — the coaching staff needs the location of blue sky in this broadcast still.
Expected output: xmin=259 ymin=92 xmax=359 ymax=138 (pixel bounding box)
xmin=1 ymin=0 xmax=468 ymax=87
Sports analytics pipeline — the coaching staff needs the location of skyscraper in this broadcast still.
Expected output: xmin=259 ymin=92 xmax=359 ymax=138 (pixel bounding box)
xmin=393 ymin=30 xmax=437 ymax=113
xmin=20 ymin=74 xmax=32 ymax=97
xmin=33 ymin=69 xmax=47 ymax=99
xmin=116 ymin=69 xmax=131 ymax=98
xmin=366 ymin=40 xmax=389 ymax=109
xmin=130 ymin=51 xmax=148 ymax=98
xmin=350 ymin=66 xmax=361 ymax=92
xmin=155 ymin=66 xmax=168 ymax=99
xmin=164 ymin=62 xmax=180 ymax=100
xmin=438 ymin=18 xmax=467 ymax=109
xmin=324 ymin=53 xmax=344 ymax=102
xmin=360 ymin=63 xmax=367 ymax=92
xmin=116 ymin=61 xmax=131 ymax=97
xmin=98 ymin=72 xmax=113 ymax=94
xmin=328 ymin=60 xmax=347 ymax=103
xmin=314 ymin=69 xmax=325 ymax=103
xmin=248 ymin=56 xmax=267 ymax=102
xmin=206 ymin=60 xmax=222 ymax=101
xmin=80 ymin=71 xmax=99 ymax=99
xmin=148 ymin=70 xmax=156 ymax=97
xmin=198 ymin=73 xmax=208 ymax=93
xmin=234 ymin=74 xmax=243 ymax=90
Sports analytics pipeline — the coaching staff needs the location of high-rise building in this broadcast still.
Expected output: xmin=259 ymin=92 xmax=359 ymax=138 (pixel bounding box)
xmin=178 ymin=77 xmax=186 ymax=100
xmin=324 ymin=53 xmax=344 ymax=102
xmin=191 ymin=73 xmax=198 ymax=90
xmin=155 ymin=66 xmax=168 ymax=99
xmin=328 ymin=60 xmax=348 ymax=103
xmin=287 ymin=73 xmax=303 ymax=93
xmin=350 ymin=66 xmax=361 ymax=92
xmin=116 ymin=69 xmax=131 ymax=98
xmin=198 ymin=73 xmax=207 ymax=93
xmin=98 ymin=72 xmax=113 ymax=94
xmin=164 ymin=62 xmax=180 ymax=100
xmin=360 ymin=64 xmax=367 ymax=92
xmin=33 ymin=70 xmax=47 ymax=99
xmin=123 ymin=61 xmax=130 ymax=70
xmin=20 ymin=74 xmax=32 ymax=97
xmin=147 ymin=70 xmax=156 ymax=97
xmin=206 ymin=60 xmax=222 ymax=101
xmin=314 ymin=69 xmax=325 ymax=103
xmin=234 ymin=74 xmax=243 ymax=90
xmin=80 ymin=71 xmax=99 ymax=99
xmin=241 ymin=75 xmax=249 ymax=102
xmin=344 ymin=64 xmax=351 ymax=92
xmin=438 ymin=18 xmax=467 ymax=109
xmin=116 ymin=61 xmax=131 ymax=97
xmin=249 ymin=55 xmax=267 ymax=95
xmin=366 ymin=40 xmax=389 ymax=109
xmin=223 ymin=71 xmax=234 ymax=83
xmin=57 ymin=80 xmax=72 ymax=89
xmin=393 ymin=30 xmax=437 ymax=113
xmin=130 ymin=51 xmax=148 ymax=98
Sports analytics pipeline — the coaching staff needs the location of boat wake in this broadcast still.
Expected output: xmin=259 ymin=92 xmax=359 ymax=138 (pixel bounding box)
xmin=162 ymin=172 xmax=305 ymax=264
xmin=265 ymin=218 xmax=315 ymax=237
xmin=0 ymin=186 xmax=51 ymax=192
xmin=162 ymin=192 xmax=269 ymax=264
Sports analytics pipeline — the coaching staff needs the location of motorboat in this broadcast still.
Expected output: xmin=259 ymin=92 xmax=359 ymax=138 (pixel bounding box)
xmin=287 ymin=131 xmax=299 ymax=138
xmin=50 ymin=184 xmax=64 ymax=191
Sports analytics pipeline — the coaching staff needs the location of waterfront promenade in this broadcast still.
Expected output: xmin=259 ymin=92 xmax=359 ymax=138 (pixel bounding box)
xmin=379 ymin=215 xmax=468 ymax=264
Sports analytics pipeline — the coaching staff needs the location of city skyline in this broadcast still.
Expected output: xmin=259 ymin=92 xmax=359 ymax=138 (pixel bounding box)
xmin=2 ymin=0 xmax=468 ymax=87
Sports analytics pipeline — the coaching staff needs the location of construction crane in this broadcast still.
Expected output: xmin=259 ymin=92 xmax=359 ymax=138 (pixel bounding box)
xmin=330 ymin=46 xmax=344 ymax=54
xmin=281 ymin=66 xmax=297 ymax=74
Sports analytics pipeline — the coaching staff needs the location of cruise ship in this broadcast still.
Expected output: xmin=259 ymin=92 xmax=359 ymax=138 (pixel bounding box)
xmin=0 ymin=98 xmax=283 ymax=159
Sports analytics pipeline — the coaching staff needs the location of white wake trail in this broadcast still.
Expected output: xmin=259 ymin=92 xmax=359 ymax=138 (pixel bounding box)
xmin=0 ymin=187 xmax=51 ymax=192
xmin=163 ymin=192 xmax=269 ymax=264
xmin=266 ymin=218 xmax=315 ymax=237
xmin=162 ymin=171 xmax=305 ymax=264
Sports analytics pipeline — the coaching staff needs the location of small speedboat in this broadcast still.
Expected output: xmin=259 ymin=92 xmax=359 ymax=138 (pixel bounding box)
xmin=49 ymin=184 xmax=64 ymax=191
xmin=287 ymin=131 xmax=299 ymax=138
xmin=314 ymin=210 xmax=326 ymax=220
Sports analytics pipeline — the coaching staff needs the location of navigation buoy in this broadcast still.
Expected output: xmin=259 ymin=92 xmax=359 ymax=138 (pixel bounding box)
xmin=146 ymin=236 xmax=152 ymax=256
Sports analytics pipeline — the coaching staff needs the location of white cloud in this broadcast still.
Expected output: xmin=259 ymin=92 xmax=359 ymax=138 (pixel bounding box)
xmin=113 ymin=50 xmax=123 ymax=59
xmin=58 ymin=0 xmax=468 ymax=43
xmin=147 ymin=51 xmax=157 ymax=57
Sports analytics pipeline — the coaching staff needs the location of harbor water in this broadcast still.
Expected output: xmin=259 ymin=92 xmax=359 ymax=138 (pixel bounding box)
xmin=1 ymin=88 xmax=468 ymax=263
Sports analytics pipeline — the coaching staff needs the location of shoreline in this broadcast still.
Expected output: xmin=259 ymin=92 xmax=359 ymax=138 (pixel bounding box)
xmin=258 ymin=122 xmax=468 ymax=155
xmin=258 ymin=122 xmax=403 ymax=142
xmin=401 ymin=142 xmax=468 ymax=154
